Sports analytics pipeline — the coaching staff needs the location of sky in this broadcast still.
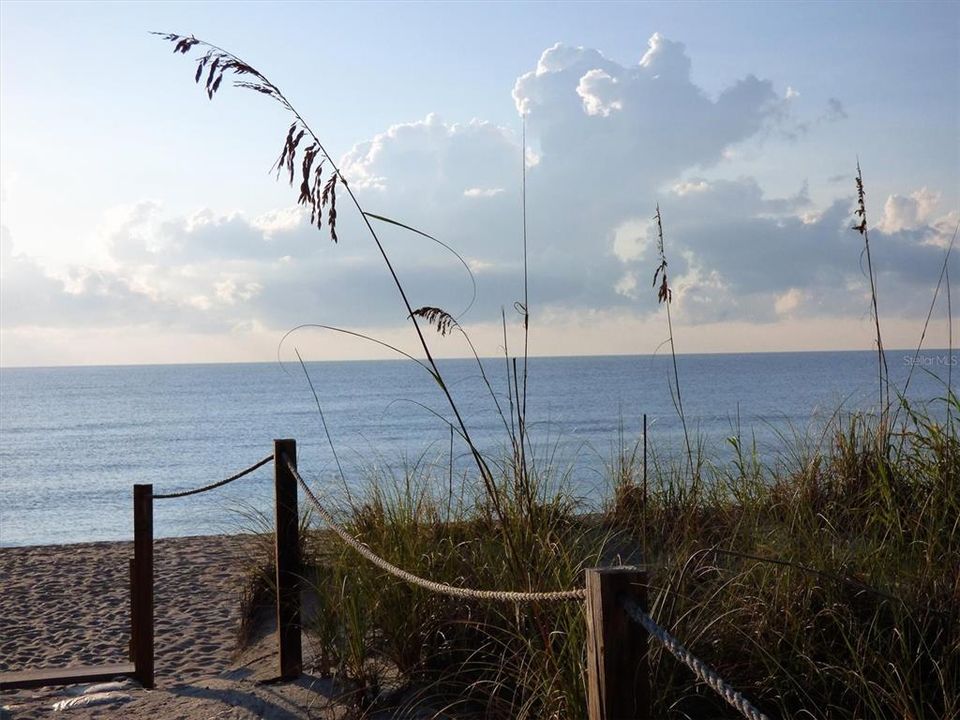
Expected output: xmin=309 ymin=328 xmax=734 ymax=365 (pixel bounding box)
xmin=1 ymin=0 xmax=958 ymax=367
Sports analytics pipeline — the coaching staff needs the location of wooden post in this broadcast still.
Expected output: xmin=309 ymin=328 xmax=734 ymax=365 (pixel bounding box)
xmin=274 ymin=439 xmax=302 ymax=679
xmin=132 ymin=484 xmax=155 ymax=689
xmin=585 ymin=566 xmax=649 ymax=720
xmin=642 ymin=414 xmax=647 ymax=506
xmin=129 ymin=558 xmax=136 ymax=662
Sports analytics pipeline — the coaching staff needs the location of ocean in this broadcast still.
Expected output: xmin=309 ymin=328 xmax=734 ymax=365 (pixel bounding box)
xmin=0 ymin=350 xmax=954 ymax=547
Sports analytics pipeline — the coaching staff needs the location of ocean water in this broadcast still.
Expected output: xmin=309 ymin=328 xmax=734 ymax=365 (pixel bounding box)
xmin=0 ymin=350 xmax=954 ymax=547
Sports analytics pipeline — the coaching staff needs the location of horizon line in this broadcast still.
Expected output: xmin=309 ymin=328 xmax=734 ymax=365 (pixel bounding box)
xmin=1 ymin=345 xmax=954 ymax=372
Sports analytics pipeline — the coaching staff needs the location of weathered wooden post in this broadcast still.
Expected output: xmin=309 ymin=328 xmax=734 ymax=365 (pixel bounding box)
xmin=132 ymin=484 xmax=155 ymax=688
xmin=129 ymin=559 xmax=136 ymax=662
xmin=274 ymin=438 xmax=302 ymax=679
xmin=585 ymin=566 xmax=649 ymax=720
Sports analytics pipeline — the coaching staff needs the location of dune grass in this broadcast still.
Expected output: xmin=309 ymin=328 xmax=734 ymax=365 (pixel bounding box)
xmin=276 ymin=393 xmax=956 ymax=720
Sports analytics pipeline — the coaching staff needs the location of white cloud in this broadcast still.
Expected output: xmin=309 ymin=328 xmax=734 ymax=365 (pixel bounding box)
xmin=774 ymin=287 xmax=805 ymax=316
xmin=467 ymin=258 xmax=495 ymax=273
xmin=252 ymin=206 xmax=307 ymax=237
xmin=215 ymin=278 xmax=263 ymax=305
xmin=463 ymin=187 xmax=505 ymax=198
xmin=672 ymin=180 xmax=711 ymax=196
xmin=671 ymin=252 xmax=739 ymax=323
xmin=638 ymin=32 xmax=692 ymax=80
xmin=577 ymin=69 xmax=623 ymax=117
xmin=876 ymin=187 xmax=940 ymax=233
xmin=341 ymin=114 xmax=516 ymax=196
xmin=187 ymin=294 xmax=212 ymax=311
xmin=929 ymin=211 xmax=960 ymax=248
xmin=615 ymin=271 xmax=638 ymax=299
xmin=513 ymin=32 xmax=783 ymax=224
xmin=612 ymin=218 xmax=651 ymax=263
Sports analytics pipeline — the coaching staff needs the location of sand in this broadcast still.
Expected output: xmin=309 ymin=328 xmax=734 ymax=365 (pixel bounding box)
xmin=0 ymin=535 xmax=351 ymax=719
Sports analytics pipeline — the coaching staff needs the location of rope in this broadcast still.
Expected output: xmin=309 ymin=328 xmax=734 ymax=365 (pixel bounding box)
xmin=283 ymin=454 xmax=585 ymax=602
xmin=623 ymin=599 xmax=771 ymax=720
xmin=153 ymin=454 xmax=275 ymax=499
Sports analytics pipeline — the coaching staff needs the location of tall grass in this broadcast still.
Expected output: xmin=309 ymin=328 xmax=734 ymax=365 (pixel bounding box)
xmin=288 ymin=397 xmax=955 ymax=719
xmin=300 ymin=451 xmax=617 ymax=717
xmin=853 ymin=161 xmax=891 ymax=418
xmin=653 ymin=205 xmax=695 ymax=477
xmin=617 ymin=393 xmax=958 ymax=719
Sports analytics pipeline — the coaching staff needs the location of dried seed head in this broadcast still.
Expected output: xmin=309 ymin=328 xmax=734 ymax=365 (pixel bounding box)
xmin=320 ymin=174 xmax=339 ymax=242
xmin=156 ymin=31 xmax=348 ymax=243
xmin=410 ymin=306 xmax=458 ymax=336
xmin=652 ymin=204 xmax=672 ymax=304
xmin=852 ymin=162 xmax=869 ymax=236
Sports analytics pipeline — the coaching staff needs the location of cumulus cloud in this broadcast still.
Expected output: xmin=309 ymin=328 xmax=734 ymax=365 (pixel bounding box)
xmin=341 ymin=114 xmax=516 ymax=196
xmin=876 ymin=188 xmax=940 ymax=233
xmin=577 ymin=69 xmax=623 ymax=117
xmin=513 ymin=34 xmax=781 ymax=198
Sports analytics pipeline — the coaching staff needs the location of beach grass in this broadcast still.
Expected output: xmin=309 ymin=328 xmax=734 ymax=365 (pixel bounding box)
xmin=258 ymin=393 xmax=957 ymax=720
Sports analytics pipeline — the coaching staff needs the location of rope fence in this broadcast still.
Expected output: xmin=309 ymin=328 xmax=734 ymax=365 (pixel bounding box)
xmin=283 ymin=453 xmax=585 ymax=602
xmin=287 ymin=452 xmax=771 ymax=719
xmin=153 ymin=454 xmax=274 ymax=499
xmin=623 ymin=598 xmax=771 ymax=720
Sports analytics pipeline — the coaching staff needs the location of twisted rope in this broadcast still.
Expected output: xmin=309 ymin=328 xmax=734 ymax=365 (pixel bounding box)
xmin=623 ymin=599 xmax=771 ymax=720
xmin=153 ymin=454 xmax=274 ymax=499
xmin=284 ymin=454 xmax=585 ymax=602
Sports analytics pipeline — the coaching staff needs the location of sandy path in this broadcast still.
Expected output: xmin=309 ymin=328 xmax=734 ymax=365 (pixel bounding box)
xmin=0 ymin=535 xmax=351 ymax=719
xmin=1 ymin=536 xmax=253 ymax=679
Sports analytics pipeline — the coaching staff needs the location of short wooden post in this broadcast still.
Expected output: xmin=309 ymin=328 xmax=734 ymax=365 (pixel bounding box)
xmin=274 ymin=439 xmax=302 ymax=679
xmin=585 ymin=566 xmax=649 ymax=720
xmin=132 ymin=484 xmax=155 ymax=689
xmin=129 ymin=558 xmax=136 ymax=662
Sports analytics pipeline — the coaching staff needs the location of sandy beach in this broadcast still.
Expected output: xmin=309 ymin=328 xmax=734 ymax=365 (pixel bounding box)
xmin=0 ymin=535 xmax=349 ymax=719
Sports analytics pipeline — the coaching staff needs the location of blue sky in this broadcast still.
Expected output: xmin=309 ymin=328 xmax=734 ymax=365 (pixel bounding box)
xmin=1 ymin=1 xmax=957 ymax=366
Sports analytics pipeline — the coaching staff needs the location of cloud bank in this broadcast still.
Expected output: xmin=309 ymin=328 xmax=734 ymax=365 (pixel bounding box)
xmin=1 ymin=33 xmax=955 ymax=365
